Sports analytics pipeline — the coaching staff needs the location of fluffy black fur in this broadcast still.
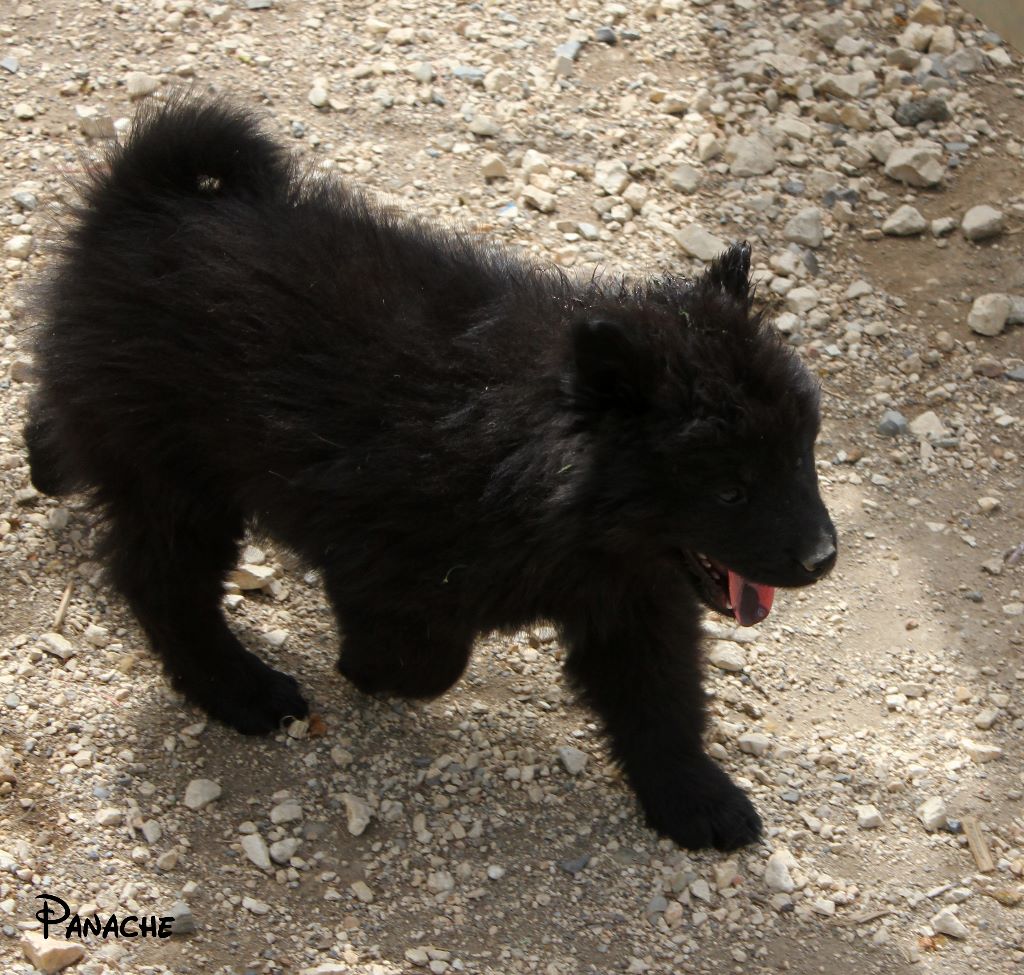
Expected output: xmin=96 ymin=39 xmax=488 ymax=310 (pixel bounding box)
xmin=26 ymin=98 xmax=836 ymax=851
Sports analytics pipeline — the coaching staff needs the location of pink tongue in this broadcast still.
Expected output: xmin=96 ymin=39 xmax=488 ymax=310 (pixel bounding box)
xmin=727 ymin=571 xmax=775 ymax=627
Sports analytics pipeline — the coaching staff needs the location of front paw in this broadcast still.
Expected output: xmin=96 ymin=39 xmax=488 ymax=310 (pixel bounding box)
xmin=632 ymin=756 xmax=763 ymax=851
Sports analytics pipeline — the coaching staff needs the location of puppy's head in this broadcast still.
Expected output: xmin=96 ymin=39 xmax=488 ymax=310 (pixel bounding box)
xmin=566 ymin=243 xmax=836 ymax=626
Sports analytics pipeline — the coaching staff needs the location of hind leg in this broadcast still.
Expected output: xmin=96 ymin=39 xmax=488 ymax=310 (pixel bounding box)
xmin=103 ymin=491 xmax=308 ymax=734
xmin=324 ymin=571 xmax=472 ymax=698
xmin=335 ymin=614 xmax=473 ymax=699
xmin=24 ymin=402 xmax=77 ymax=497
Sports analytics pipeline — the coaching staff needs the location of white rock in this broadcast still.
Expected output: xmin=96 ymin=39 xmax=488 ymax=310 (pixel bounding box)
xmin=674 ymin=224 xmax=727 ymax=262
xmin=855 ymin=804 xmax=883 ymax=829
xmin=468 ymin=115 xmax=501 ymax=137
xmin=884 ymin=147 xmax=944 ymax=188
xmin=909 ymin=410 xmax=947 ymax=440
xmin=351 ymin=880 xmax=374 ymax=903
xmin=911 ymin=0 xmax=945 ymax=26
xmin=183 ymin=778 xmax=222 ymax=809
xmin=738 ymin=732 xmax=771 ymax=757
xmin=967 ymin=294 xmax=1012 ymax=337
xmin=962 ymin=739 xmax=1002 ymax=763
xmin=786 ymin=286 xmax=819 ymax=314
xmin=39 ymin=632 xmax=75 ymax=660
xmin=13 ymin=101 xmax=37 ymax=120
xmin=270 ymin=800 xmax=303 ymax=824
xmin=931 ymin=907 xmax=969 ymax=939
xmin=83 ymin=623 xmax=109 ymax=647
xmin=520 ymin=149 xmax=549 ymax=177
xmin=783 ymin=208 xmax=824 ymax=248
xmin=4 ymin=234 xmax=34 ymax=259
xmin=929 ymin=25 xmax=956 ymax=54
xmin=725 ymin=134 xmax=777 ymax=177
xmin=230 ymin=564 xmax=275 ymax=590
xmin=594 ymin=159 xmax=630 ymax=195
xmin=764 ymin=849 xmax=796 ymax=893
xmin=269 ymin=837 xmax=301 ymax=864
xmin=708 ymin=642 xmax=745 ymax=672
xmin=308 ymin=86 xmax=329 ymax=108
xmin=242 ymin=896 xmax=270 ymax=915
xmin=977 ymin=496 xmax=1000 ymax=514
xmin=690 ymin=878 xmax=712 ymax=902
xmin=899 ymin=23 xmax=934 ymax=52
xmin=20 ymin=932 xmax=85 ymax=974
xmin=76 ymin=105 xmax=116 ymax=139
xmin=481 ymin=153 xmax=507 ymax=180
xmin=916 ymin=797 xmax=947 ymax=831
xmin=697 ymin=133 xmax=722 ymax=162
xmin=882 ymin=205 xmax=927 ymax=236
xmin=961 ymin=205 xmax=1005 ymax=241
xmin=343 ymin=793 xmax=372 ymax=835
xmin=125 ymin=71 xmax=160 ymax=100
xmin=522 ymin=186 xmax=556 ymax=213
xmin=241 ymin=833 xmax=271 ymax=870
xmin=95 ymin=807 xmax=123 ymax=827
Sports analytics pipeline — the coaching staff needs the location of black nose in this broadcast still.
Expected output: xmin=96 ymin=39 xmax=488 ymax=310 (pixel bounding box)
xmin=799 ymin=533 xmax=836 ymax=577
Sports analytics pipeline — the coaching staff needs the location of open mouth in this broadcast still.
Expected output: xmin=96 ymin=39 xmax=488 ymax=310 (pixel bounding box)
xmin=684 ymin=551 xmax=775 ymax=627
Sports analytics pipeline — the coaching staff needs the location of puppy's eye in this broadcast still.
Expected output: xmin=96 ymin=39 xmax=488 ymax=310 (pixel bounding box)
xmin=717 ymin=487 xmax=746 ymax=505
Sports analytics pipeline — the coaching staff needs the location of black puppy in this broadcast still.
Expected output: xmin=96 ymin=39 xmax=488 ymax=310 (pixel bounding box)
xmin=26 ymin=98 xmax=836 ymax=851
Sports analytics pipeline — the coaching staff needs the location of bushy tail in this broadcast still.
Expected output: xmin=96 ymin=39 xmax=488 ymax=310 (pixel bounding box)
xmin=86 ymin=94 xmax=293 ymax=206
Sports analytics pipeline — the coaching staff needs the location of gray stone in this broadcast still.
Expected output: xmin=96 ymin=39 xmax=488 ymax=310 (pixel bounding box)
xmin=930 ymin=216 xmax=958 ymax=237
xmin=595 ymin=27 xmax=617 ymax=45
xmin=468 ymin=115 xmax=501 ymax=137
xmin=961 ymin=205 xmax=1005 ymax=241
xmin=725 ymin=134 xmax=777 ymax=177
xmin=738 ymin=733 xmax=771 ymax=757
xmin=893 ymin=97 xmax=950 ymax=127
xmin=452 ymin=65 xmax=485 ymax=85
xmin=169 ymin=901 xmax=197 ymax=935
xmin=878 ymin=410 xmax=909 ymax=436
xmin=557 ymin=746 xmax=588 ymax=775
xmin=932 ymin=908 xmax=969 ymax=939
xmin=967 ymin=294 xmax=1012 ymax=336
xmin=342 ymin=793 xmax=371 ymax=835
xmin=556 ymin=40 xmax=583 ymax=61
xmin=855 ymin=804 xmax=883 ymax=829
xmin=241 ymin=833 xmax=271 ymax=870
xmin=783 ymin=208 xmax=824 ymax=248
xmin=183 ymin=778 xmax=222 ymax=809
xmin=674 ymin=224 xmax=727 ymax=262
xmin=708 ymin=642 xmax=745 ymax=672
xmin=1007 ymin=295 xmax=1024 ymax=324
xmin=669 ymin=163 xmax=700 ymax=194
xmin=882 ymin=204 xmax=927 ymax=236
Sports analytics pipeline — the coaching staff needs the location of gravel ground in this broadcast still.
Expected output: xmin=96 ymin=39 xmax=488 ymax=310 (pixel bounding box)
xmin=1 ymin=1 xmax=1023 ymax=974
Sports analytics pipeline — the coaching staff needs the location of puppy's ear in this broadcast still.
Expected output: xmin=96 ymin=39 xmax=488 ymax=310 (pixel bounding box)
xmin=704 ymin=242 xmax=751 ymax=301
xmin=570 ymin=318 xmax=654 ymax=411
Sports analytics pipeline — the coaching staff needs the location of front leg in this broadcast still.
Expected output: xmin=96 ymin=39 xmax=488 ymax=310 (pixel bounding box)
xmin=561 ymin=571 xmax=762 ymax=851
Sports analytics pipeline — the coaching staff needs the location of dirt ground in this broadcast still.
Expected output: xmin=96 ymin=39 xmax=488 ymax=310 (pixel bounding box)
xmin=1 ymin=1 xmax=1023 ymax=974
